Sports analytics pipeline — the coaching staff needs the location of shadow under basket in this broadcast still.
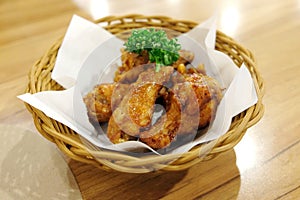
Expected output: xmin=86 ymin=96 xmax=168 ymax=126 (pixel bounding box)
xmin=25 ymin=14 xmax=265 ymax=173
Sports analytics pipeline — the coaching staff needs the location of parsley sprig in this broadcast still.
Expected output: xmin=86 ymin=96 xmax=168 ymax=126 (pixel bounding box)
xmin=124 ymin=28 xmax=181 ymax=72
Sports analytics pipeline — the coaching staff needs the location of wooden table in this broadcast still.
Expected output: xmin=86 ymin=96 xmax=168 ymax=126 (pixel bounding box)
xmin=1 ymin=0 xmax=299 ymax=199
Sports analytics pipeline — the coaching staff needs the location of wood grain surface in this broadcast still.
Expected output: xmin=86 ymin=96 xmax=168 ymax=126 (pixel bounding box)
xmin=1 ymin=0 xmax=300 ymax=199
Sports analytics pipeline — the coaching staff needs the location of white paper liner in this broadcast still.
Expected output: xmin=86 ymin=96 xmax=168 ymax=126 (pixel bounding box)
xmin=18 ymin=15 xmax=258 ymax=155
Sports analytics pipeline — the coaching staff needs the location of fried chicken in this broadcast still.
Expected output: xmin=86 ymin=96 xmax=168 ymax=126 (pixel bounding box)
xmin=107 ymin=116 xmax=135 ymax=144
xmin=84 ymin=42 xmax=224 ymax=149
xmin=140 ymin=91 xmax=181 ymax=149
xmin=83 ymin=83 xmax=115 ymax=123
xmin=84 ymin=83 xmax=129 ymax=123
xmin=175 ymin=73 xmax=223 ymax=134
xmin=108 ymin=66 xmax=174 ymax=139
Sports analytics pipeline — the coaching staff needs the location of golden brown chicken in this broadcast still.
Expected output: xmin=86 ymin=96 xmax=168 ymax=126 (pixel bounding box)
xmin=84 ymin=83 xmax=129 ymax=124
xmin=141 ymin=72 xmax=223 ymax=148
xmin=174 ymin=73 xmax=223 ymax=134
xmin=107 ymin=116 xmax=135 ymax=144
xmin=85 ymin=69 xmax=222 ymax=149
xmin=139 ymin=91 xmax=181 ymax=149
xmin=83 ymin=83 xmax=115 ymax=123
xmin=107 ymin=66 xmax=174 ymax=140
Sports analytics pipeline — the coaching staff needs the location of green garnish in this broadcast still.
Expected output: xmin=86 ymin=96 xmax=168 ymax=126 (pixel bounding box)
xmin=124 ymin=28 xmax=181 ymax=72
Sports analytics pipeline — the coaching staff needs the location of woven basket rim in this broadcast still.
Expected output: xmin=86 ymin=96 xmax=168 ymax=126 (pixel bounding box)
xmin=25 ymin=14 xmax=265 ymax=173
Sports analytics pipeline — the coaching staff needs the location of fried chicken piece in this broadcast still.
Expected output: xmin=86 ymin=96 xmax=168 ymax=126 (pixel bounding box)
xmin=174 ymin=73 xmax=223 ymax=134
xmin=107 ymin=116 xmax=135 ymax=144
xmin=108 ymin=94 xmax=173 ymax=144
xmin=128 ymin=83 xmax=162 ymax=127
xmin=140 ymin=92 xmax=181 ymax=149
xmin=108 ymin=66 xmax=174 ymax=140
xmin=110 ymin=83 xmax=130 ymax=110
xmin=171 ymin=81 xmax=200 ymax=136
xmin=84 ymin=83 xmax=129 ymax=123
xmin=199 ymin=99 xmax=219 ymax=128
xmin=83 ymin=83 xmax=115 ymax=123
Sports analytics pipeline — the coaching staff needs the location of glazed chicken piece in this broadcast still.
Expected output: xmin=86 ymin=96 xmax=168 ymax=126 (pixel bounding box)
xmin=140 ymin=91 xmax=181 ymax=149
xmin=107 ymin=116 xmax=135 ymax=144
xmin=108 ymin=66 xmax=174 ymax=140
xmin=83 ymin=83 xmax=115 ymax=123
xmin=175 ymin=73 xmax=223 ymax=134
xmin=84 ymin=83 xmax=129 ymax=123
xmin=128 ymin=83 xmax=162 ymax=127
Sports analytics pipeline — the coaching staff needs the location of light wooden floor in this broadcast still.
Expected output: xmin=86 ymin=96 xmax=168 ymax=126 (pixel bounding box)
xmin=1 ymin=0 xmax=300 ymax=199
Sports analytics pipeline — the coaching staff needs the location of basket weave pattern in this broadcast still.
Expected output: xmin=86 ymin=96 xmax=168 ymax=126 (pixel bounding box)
xmin=25 ymin=14 xmax=264 ymax=173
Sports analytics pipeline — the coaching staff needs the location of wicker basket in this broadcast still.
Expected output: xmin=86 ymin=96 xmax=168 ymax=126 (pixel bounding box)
xmin=25 ymin=14 xmax=264 ymax=173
